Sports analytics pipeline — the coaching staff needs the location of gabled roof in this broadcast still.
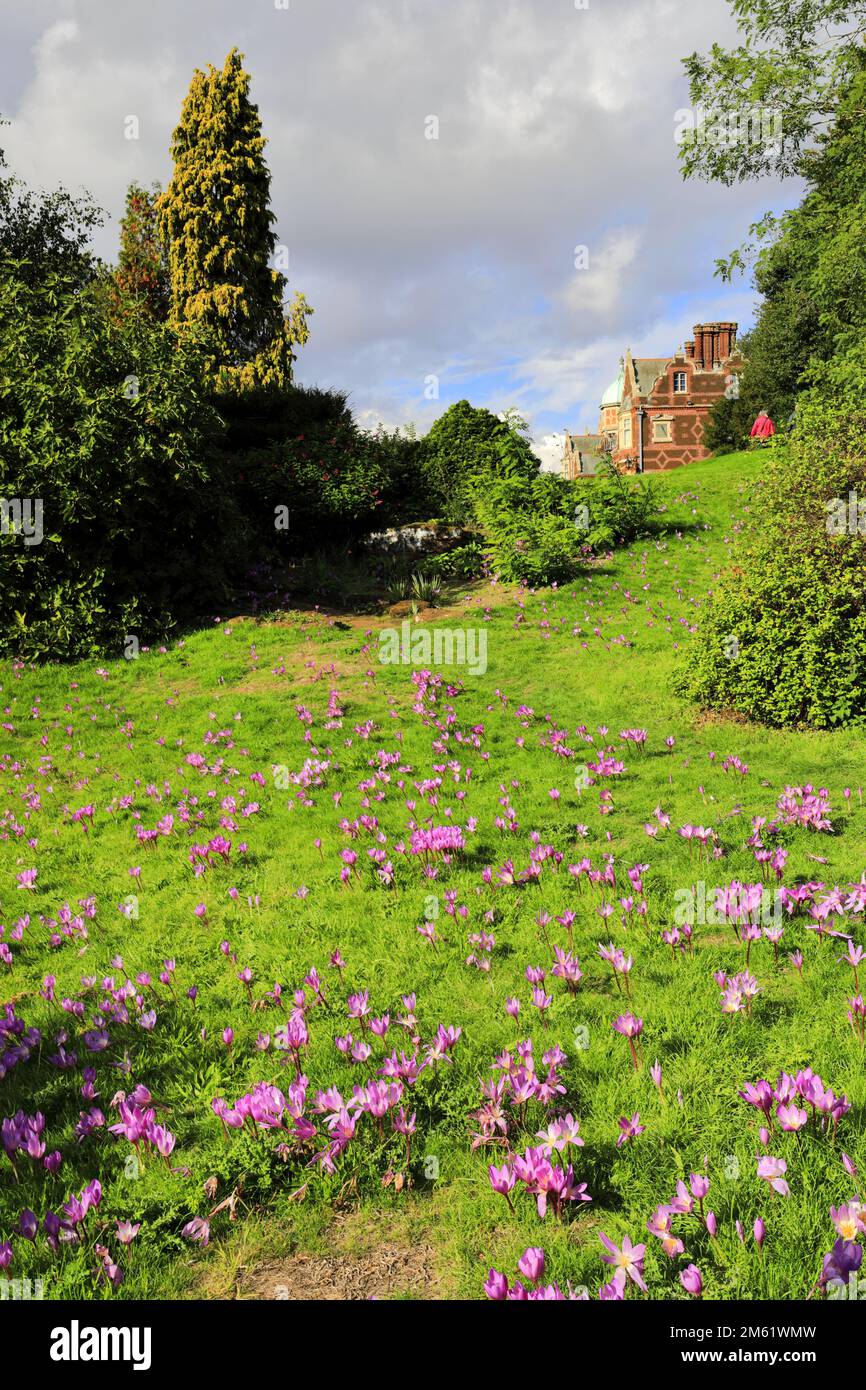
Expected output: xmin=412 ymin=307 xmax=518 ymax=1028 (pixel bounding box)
xmin=632 ymin=357 xmax=671 ymax=398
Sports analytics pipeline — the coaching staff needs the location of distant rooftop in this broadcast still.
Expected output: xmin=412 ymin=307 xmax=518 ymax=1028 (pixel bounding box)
xmin=564 ymin=432 xmax=604 ymax=476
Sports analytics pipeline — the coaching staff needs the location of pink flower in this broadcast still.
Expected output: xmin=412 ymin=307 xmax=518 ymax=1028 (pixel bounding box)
xmin=488 ymin=1162 xmax=515 ymax=1196
xmin=517 ymin=1247 xmax=545 ymax=1283
xmin=182 ymin=1217 xmax=210 ymax=1246
xmin=599 ymin=1232 xmax=647 ymax=1292
xmin=484 ymin=1268 xmax=509 ymax=1300
xmin=776 ymin=1102 xmax=808 ymax=1132
xmin=756 ymin=1155 xmax=789 ymax=1196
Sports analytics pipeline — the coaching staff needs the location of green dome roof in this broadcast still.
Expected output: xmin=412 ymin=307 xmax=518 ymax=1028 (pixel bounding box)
xmin=601 ymin=368 xmax=624 ymax=408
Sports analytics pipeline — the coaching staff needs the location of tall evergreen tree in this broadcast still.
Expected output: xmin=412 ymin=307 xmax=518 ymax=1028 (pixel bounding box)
xmin=111 ymin=181 xmax=170 ymax=321
xmin=157 ymin=47 xmax=310 ymax=390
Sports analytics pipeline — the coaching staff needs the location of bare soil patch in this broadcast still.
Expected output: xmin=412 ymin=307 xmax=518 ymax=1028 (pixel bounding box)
xmin=235 ymin=1213 xmax=443 ymax=1301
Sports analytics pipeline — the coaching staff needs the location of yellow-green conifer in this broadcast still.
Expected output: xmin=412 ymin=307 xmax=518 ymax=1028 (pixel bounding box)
xmin=157 ymin=47 xmax=310 ymax=390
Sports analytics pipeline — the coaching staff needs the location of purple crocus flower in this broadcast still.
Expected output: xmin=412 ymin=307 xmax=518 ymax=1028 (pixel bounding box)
xmin=18 ymin=1209 xmax=38 ymax=1241
xmin=599 ymin=1232 xmax=647 ymax=1292
xmin=757 ymin=1156 xmax=789 ymax=1196
xmin=484 ymin=1268 xmax=509 ymax=1300
xmin=820 ymin=1238 xmax=863 ymax=1289
xmin=517 ymin=1247 xmax=545 ymax=1283
xmin=182 ymin=1217 xmax=210 ymax=1247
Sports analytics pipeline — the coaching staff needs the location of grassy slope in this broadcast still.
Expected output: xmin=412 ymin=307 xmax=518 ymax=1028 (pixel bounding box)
xmin=1 ymin=448 xmax=864 ymax=1301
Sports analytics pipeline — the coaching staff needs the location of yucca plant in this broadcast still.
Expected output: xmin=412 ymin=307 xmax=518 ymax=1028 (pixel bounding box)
xmin=410 ymin=571 xmax=443 ymax=607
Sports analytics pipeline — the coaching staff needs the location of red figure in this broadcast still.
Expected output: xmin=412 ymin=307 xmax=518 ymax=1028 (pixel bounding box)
xmin=750 ymin=411 xmax=775 ymax=439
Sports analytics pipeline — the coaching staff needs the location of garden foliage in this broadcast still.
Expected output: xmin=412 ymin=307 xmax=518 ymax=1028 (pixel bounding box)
xmin=684 ymin=19 xmax=866 ymax=727
xmin=682 ymin=357 xmax=866 ymax=728
xmin=0 ymin=267 xmax=232 ymax=660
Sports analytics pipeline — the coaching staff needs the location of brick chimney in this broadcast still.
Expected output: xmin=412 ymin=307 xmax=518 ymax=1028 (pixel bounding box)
xmin=692 ymin=325 xmax=705 ymax=368
xmin=693 ymin=322 xmax=737 ymax=368
xmin=684 ymin=337 xmax=695 ymax=360
xmin=704 ymin=323 xmax=721 ymax=367
xmin=717 ymin=322 xmax=737 ymax=360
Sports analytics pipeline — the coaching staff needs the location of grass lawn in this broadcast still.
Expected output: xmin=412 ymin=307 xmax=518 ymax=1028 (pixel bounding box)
xmin=2 ymin=447 xmax=864 ymax=1301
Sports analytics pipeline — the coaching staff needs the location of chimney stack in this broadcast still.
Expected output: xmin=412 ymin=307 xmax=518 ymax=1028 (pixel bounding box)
xmin=717 ymin=321 xmax=737 ymax=360
xmin=685 ymin=338 xmax=695 ymax=360
xmin=692 ymin=325 xmax=705 ymax=368
xmin=692 ymin=322 xmax=738 ymax=369
xmin=702 ymin=322 xmax=720 ymax=367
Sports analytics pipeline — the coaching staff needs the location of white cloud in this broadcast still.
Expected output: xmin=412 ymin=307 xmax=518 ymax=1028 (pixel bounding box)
xmin=0 ymin=0 xmax=796 ymax=438
xmin=560 ymin=229 xmax=644 ymax=318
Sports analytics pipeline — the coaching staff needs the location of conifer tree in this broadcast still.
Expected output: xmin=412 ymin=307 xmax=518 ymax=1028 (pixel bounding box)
xmin=111 ymin=181 xmax=169 ymax=320
xmin=157 ymin=47 xmax=310 ymax=390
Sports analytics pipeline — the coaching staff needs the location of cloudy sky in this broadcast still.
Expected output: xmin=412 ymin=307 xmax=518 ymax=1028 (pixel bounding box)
xmin=0 ymin=0 xmax=797 ymax=464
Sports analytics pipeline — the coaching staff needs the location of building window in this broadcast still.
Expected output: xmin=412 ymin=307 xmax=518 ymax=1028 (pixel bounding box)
xmin=620 ymin=414 xmax=632 ymax=449
xmin=652 ymin=417 xmax=672 ymax=442
xmin=673 ymin=371 xmax=687 ymax=393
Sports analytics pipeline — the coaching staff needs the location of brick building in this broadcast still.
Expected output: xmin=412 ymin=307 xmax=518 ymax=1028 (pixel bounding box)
xmin=562 ymin=322 xmax=743 ymax=478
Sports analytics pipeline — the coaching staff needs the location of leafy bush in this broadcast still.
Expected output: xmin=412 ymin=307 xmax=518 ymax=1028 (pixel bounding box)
xmin=420 ymin=538 xmax=489 ymax=582
xmin=680 ymin=353 xmax=866 ymax=728
xmin=218 ymin=386 xmax=434 ymax=550
xmin=581 ymin=461 xmax=661 ymax=547
xmin=420 ymin=401 xmax=540 ymax=522
xmin=469 ymin=460 xmax=663 ymax=587
xmin=217 ymin=382 xmax=353 ymax=450
xmin=702 ymin=389 xmax=755 ymax=455
xmin=229 ymin=419 xmax=431 ymax=551
xmin=473 ymin=473 xmax=585 ymax=585
xmin=0 ymin=265 xmax=233 ymax=660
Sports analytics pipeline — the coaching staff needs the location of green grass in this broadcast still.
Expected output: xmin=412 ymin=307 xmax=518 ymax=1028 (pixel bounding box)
xmin=1 ymin=448 xmax=864 ymax=1302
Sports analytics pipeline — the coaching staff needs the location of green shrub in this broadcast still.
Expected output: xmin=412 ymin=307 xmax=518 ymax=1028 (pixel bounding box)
xmin=473 ymin=473 xmax=584 ymax=585
xmin=581 ymin=461 xmax=661 ymax=547
xmin=680 ymin=353 xmax=866 ymax=728
xmin=702 ymin=391 xmax=755 ymax=454
xmin=469 ymin=460 xmax=663 ymax=587
xmin=420 ymin=539 xmax=488 ymax=582
xmin=420 ymin=401 xmax=540 ymax=522
xmin=0 ymin=265 xmax=233 ymax=660
xmin=229 ymin=419 xmax=431 ymax=550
